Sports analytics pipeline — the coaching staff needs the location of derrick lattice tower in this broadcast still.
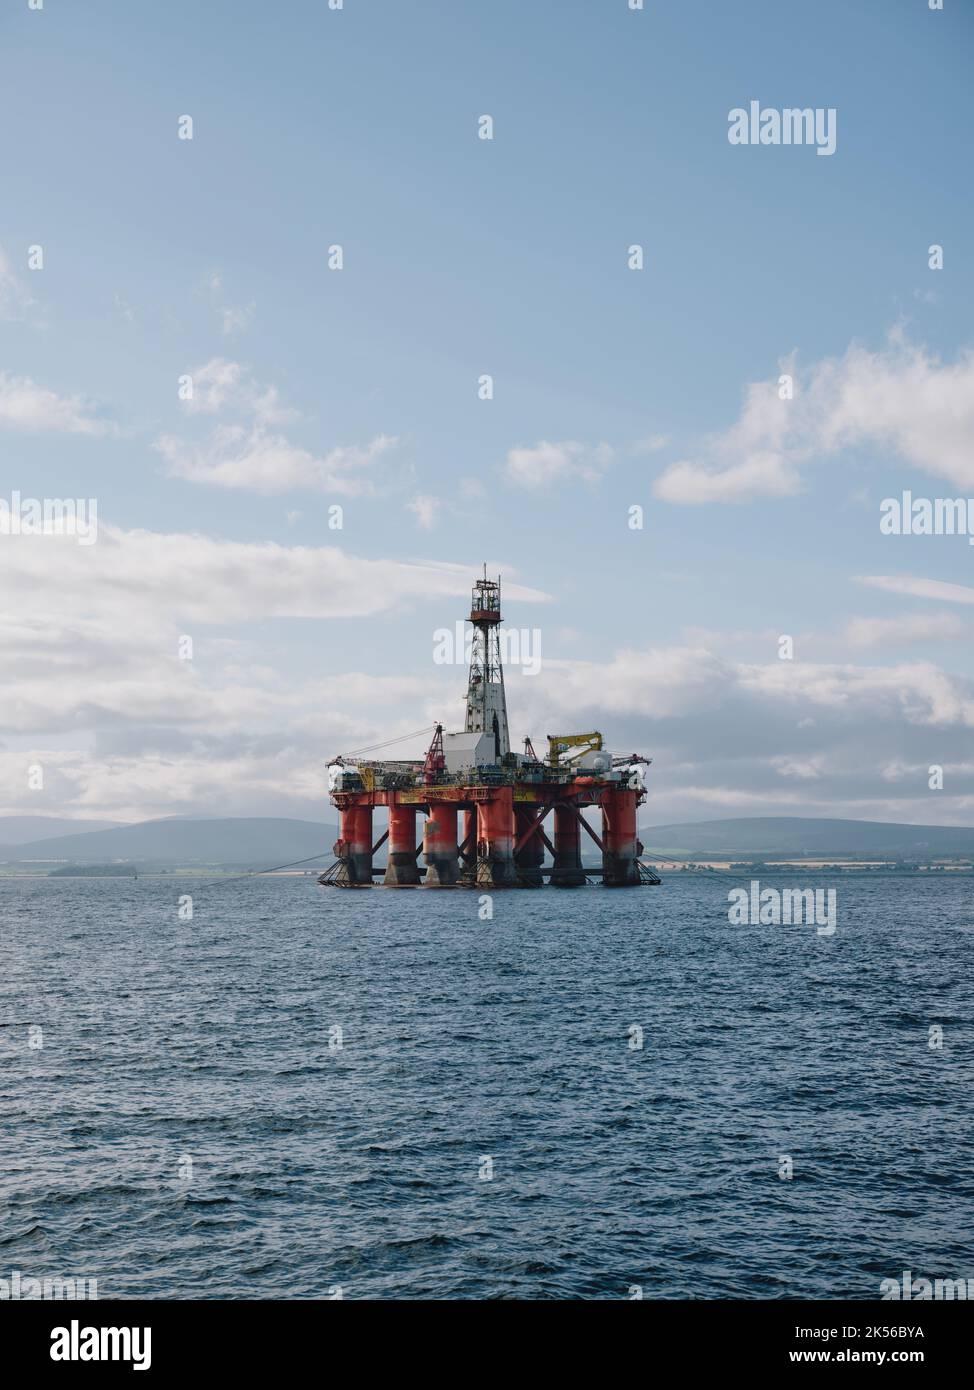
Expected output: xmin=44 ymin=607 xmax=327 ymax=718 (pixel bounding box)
xmin=464 ymin=566 xmax=510 ymax=760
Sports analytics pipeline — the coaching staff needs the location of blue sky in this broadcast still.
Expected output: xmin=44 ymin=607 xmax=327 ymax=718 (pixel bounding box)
xmin=2 ymin=0 xmax=973 ymax=826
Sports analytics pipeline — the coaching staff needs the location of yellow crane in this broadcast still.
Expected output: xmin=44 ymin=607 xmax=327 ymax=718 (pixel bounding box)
xmin=546 ymin=731 xmax=603 ymax=767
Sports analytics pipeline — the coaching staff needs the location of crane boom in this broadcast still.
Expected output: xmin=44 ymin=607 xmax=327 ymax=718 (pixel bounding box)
xmin=546 ymin=731 xmax=603 ymax=766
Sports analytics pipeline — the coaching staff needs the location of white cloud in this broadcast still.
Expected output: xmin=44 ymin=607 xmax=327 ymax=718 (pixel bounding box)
xmin=113 ymin=292 xmax=135 ymax=323
xmin=0 ymin=523 xmax=549 ymax=634
xmin=505 ymin=641 xmax=974 ymax=825
xmin=0 ymin=526 xmax=551 ymax=817
xmin=856 ymin=575 xmax=974 ymax=606
xmin=771 ymin=754 xmax=826 ymax=780
xmin=156 ymin=424 xmax=397 ymax=494
xmin=0 ymin=371 xmax=115 ymax=435
xmin=0 ymin=244 xmax=34 ymax=321
xmin=505 ymin=440 xmax=613 ymax=489
xmin=522 ymin=645 xmax=974 ymax=732
xmin=738 ymin=658 xmax=974 ymax=727
xmin=654 ymin=331 xmax=974 ymax=503
xmin=163 ymin=359 xmax=386 ymax=492
xmin=655 ymin=452 xmax=801 ymax=504
xmin=0 ymin=541 xmax=546 ymax=808
xmin=529 ymin=647 xmax=732 ymax=720
xmin=631 ymin=434 xmax=669 ymax=455
xmin=221 ymin=302 xmax=255 ymax=336
xmin=844 ymin=612 xmax=966 ymax=647
xmin=202 ymin=270 xmax=254 ymax=337
xmin=5 ymin=522 xmax=974 ymax=827
xmin=406 ymin=494 xmax=440 ymax=529
xmin=182 ymin=357 xmax=246 ymax=414
xmin=180 ymin=358 xmax=297 ymax=423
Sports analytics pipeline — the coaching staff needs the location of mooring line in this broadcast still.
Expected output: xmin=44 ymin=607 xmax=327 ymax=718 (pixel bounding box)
xmin=189 ymin=853 xmax=337 ymax=891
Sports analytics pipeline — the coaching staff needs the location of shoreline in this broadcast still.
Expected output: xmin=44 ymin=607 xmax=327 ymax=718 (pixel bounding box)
xmin=2 ymin=863 xmax=973 ymax=880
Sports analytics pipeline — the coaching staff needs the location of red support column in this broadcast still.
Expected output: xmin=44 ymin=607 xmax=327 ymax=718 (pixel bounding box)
xmin=514 ymin=806 xmax=545 ymax=887
xmin=459 ymin=808 xmax=478 ymax=886
xmin=383 ymin=801 xmax=420 ymax=887
xmin=550 ymin=803 xmax=586 ymax=887
xmin=476 ymin=788 xmax=517 ymax=887
xmin=601 ymin=788 xmax=641 ymax=886
xmin=424 ymin=802 xmax=459 ymax=887
xmin=337 ymin=804 xmax=373 ymax=886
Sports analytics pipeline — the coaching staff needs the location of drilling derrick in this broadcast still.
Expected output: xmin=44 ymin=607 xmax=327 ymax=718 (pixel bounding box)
xmin=464 ymin=568 xmax=510 ymax=760
xmin=322 ymin=566 xmax=660 ymax=891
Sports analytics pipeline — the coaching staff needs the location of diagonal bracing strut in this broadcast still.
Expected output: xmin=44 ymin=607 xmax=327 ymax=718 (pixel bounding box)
xmin=512 ymin=804 xmax=554 ymax=855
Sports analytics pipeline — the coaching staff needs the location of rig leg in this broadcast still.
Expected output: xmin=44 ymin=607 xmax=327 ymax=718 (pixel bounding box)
xmin=424 ymin=803 xmax=460 ymax=887
xmin=336 ymin=804 xmax=373 ymax=886
xmin=514 ymin=806 xmax=545 ymax=887
xmin=383 ymin=803 xmax=420 ymax=887
xmin=601 ymin=788 xmax=641 ymax=886
xmin=476 ymin=789 xmax=517 ymax=888
xmin=459 ymin=808 xmax=478 ymax=886
xmin=550 ymin=803 xmax=587 ymax=887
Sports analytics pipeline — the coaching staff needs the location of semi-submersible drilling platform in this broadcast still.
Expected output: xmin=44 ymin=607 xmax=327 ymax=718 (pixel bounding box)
xmin=322 ymin=571 xmax=659 ymax=889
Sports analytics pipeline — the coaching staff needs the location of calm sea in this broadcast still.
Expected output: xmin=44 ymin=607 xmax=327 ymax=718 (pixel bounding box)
xmin=2 ymin=873 xmax=972 ymax=1300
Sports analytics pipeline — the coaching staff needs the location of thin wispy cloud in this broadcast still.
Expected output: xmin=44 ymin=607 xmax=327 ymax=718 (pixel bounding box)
xmin=0 ymin=243 xmax=35 ymax=321
xmin=202 ymin=270 xmax=255 ymax=337
xmin=856 ymin=575 xmax=974 ymax=606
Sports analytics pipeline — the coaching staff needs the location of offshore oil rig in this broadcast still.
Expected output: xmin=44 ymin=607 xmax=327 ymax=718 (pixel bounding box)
xmin=321 ymin=570 xmax=659 ymax=889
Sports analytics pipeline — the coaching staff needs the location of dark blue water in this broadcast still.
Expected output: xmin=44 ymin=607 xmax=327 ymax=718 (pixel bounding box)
xmin=2 ymin=873 xmax=972 ymax=1299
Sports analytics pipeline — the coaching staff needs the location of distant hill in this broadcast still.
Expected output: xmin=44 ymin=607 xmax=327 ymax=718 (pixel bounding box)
xmin=8 ymin=813 xmax=972 ymax=872
xmin=5 ymin=817 xmax=337 ymax=868
xmin=640 ymin=816 xmax=974 ymax=858
xmin=0 ymin=816 xmax=121 ymax=845
xmin=49 ymin=863 xmax=140 ymax=877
